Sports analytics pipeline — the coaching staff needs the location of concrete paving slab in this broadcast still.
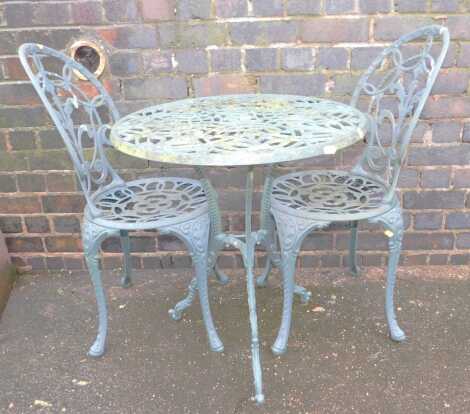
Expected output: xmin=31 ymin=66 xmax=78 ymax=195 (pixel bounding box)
xmin=1 ymin=266 xmax=470 ymax=413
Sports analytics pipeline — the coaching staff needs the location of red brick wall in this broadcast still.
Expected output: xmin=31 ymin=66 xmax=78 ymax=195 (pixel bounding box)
xmin=1 ymin=0 xmax=470 ymax=272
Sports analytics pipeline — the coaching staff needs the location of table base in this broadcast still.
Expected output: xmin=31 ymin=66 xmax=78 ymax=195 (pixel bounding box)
xmin=169 ymin=167 xmax=312 ymax=404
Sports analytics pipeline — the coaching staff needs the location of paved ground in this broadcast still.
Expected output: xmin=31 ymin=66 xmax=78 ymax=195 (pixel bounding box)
xmin=1 ymin=266 xmax=470 ymax=413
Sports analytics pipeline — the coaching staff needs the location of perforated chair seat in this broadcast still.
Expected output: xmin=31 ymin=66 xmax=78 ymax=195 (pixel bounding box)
xmin=86 ymin=176 xmax=208 ymax=230
xmin=271 ymin=170 xmax=397 ymax=222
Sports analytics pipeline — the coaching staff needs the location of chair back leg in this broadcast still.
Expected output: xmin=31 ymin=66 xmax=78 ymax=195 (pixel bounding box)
xmin=349 ymin=221 xmax=360 ymax=277
xmin=120 ymin=230 xmax=132 ymax=288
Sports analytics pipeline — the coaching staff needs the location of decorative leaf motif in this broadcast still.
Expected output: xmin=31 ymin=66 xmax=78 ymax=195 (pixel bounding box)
xmin=273 ymin=211 xmax=328 ymax=253
xmin=20 ymin=45 xmax=122 ymax=217
xmin=271 ymin=170 xmax=389 ymax=221
xmin=93 ymin=177 xmax=207 ymax=226
xmin=352 ymin=26 xmax=448 ymax=200
xmin=113 ymin=94 xmax=367 ymax=166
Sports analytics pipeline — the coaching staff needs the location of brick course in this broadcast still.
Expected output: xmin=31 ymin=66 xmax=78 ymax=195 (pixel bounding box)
xmin=1 ymin=1 xmax=470 ymax=271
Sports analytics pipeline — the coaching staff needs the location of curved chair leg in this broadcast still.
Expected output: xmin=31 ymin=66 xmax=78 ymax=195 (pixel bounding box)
xmin=82 ymin=219 xmax=119 ymax=358
xmin=120 ymin=230 xmax=132 ymax=288
xmin=209 ymin=245 xmax=230 ymax=286
xmin=194 ymin=248 xmax=224 ymax=352
xmin=162 ymin=214 xmax=223 ymax=352
xmin=370 ymin=207 xmax=406 ymax=342
xmin=271 ymin=250 xmax=297 ymax=356
xmin=349 ymin=221 xmax=360 ymax=277
xmin=271 ymin=212 xmax=328 ymax=355
xmin=256 ymin=213 xmax=277 ymax=288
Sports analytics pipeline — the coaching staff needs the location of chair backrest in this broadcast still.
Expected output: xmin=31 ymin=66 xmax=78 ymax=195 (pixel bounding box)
xmin=19 ymin=43 xmax=124 ymax=217
xmin=351 ymin=25 xmax=449 ymax=202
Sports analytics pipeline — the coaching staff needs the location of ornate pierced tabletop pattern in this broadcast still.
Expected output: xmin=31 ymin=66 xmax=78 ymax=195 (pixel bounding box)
xmin=111 ymin=94 xmax=368 ymax=166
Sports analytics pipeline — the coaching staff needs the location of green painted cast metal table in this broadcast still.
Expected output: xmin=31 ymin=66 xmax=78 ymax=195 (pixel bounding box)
xmin=110 ymin=94 xmax=368 ymax=403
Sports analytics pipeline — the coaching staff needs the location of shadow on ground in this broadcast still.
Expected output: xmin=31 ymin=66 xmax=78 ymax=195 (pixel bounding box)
xmin=1 ymin=266 xmax=470 ymax=413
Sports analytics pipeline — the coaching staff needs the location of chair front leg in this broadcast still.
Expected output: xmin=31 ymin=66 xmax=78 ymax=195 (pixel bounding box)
xmin=256 ymin=255 xmax=273 ymax=288
xmin=120 ymin=230 xmax=132 ymax=288
xmin=370 ymin=206 xmax=406 ymax=342
xmin=271 ymin=246 xmax=297 ymax=356
xmin=256 ymin=212 xmax=276 ymax=287
xmin=271 ymin=211 xmax=328 ymax=355
xmin=349 ymin=221 xmax=360 ymax=276
xmin=162 ymin=214 xmax=224 ymax=352
xmin=82 ymin=219 xmax=119 ymax=357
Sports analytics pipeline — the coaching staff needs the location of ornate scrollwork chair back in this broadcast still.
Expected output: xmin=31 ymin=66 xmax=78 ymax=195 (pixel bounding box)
xmin=266 ymin=26 xmax=449 ymax=356
xmin=18 ymin=43 xmax=123 ymax=217
xmin=19 ymin=43 xmax=223 ymax=358
xmin=351 ymin=25 xmax=450 ymax=202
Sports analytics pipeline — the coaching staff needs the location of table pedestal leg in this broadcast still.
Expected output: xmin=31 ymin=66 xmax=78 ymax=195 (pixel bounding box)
xmin=243 ymin=167 xmax=264 ymax=404
xmin=209 ymin=167 xmax=264 ymax=402
xmin=245 ymin=251 xmax=264 ymax=404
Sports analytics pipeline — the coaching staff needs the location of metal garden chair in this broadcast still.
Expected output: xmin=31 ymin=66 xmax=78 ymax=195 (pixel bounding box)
xmin=19 ymin=43 xmax=224 ymax=357
xmin=263 ymin=25 xmax=450 ymax=355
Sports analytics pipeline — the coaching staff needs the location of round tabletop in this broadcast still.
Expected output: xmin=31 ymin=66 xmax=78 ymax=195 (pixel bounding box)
xmin=110 ymin=94 xmax=368 ymax=167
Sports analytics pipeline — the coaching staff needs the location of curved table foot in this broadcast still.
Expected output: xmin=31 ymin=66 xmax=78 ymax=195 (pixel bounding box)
xmin=214 ymin=264 xmax=230 ymax=285
xmin=168 ymin=278 xmax=197 ymax=321
xmin=255 ymin=257 xmax=272 ymax=287
xmin=294 ymin=284 xmax=312 ymax=304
